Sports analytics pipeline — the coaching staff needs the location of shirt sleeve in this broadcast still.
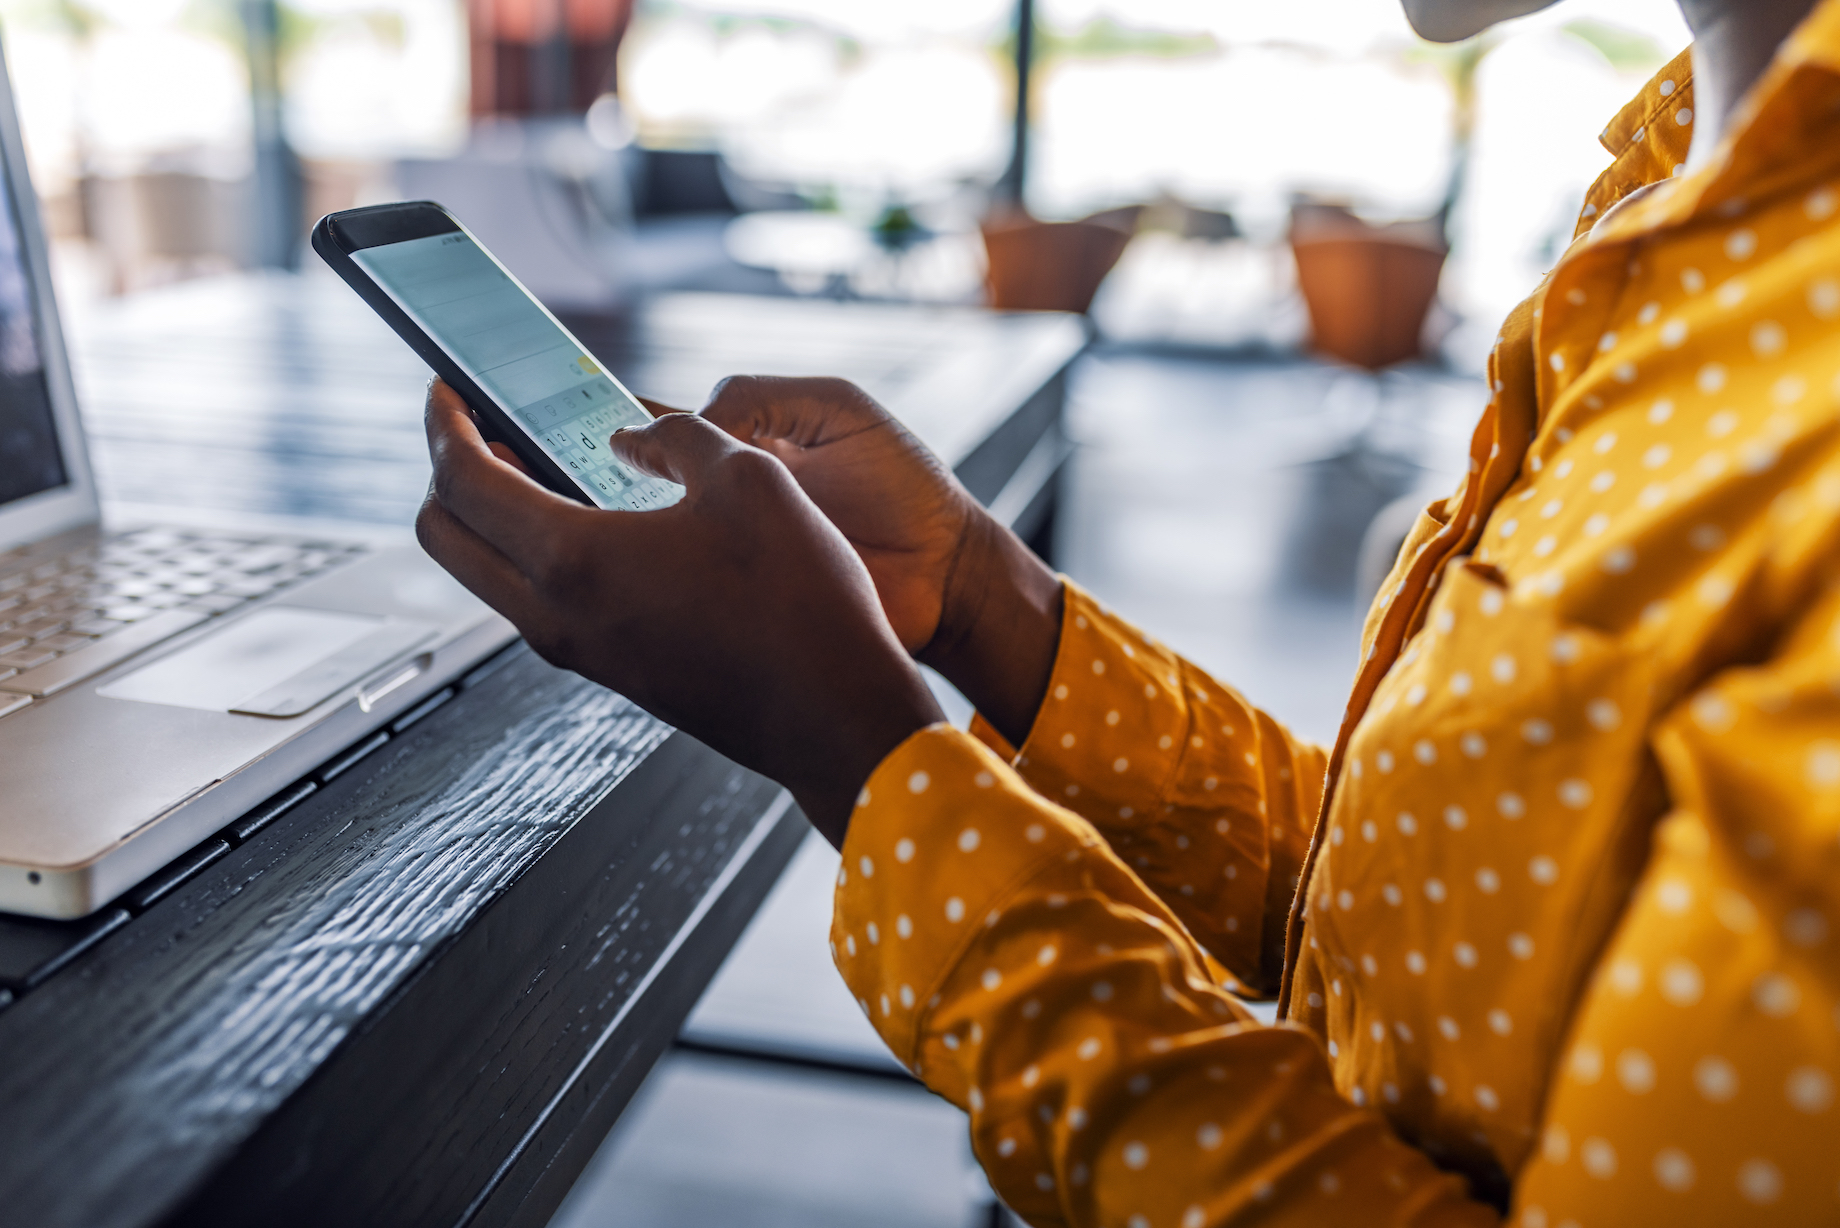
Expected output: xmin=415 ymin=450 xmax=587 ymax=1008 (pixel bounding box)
xmin=1509 ymin=576 xmax=1840 ymax=1224
xmin=969 ymin=580 xmax=1330 ymax=993
xmin=833 ymin=725 xmax=1496 ymax=1228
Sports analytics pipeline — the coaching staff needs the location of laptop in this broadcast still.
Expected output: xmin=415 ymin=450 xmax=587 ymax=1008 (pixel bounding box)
xmin=0 ymin=52 xmax=514 ymax=920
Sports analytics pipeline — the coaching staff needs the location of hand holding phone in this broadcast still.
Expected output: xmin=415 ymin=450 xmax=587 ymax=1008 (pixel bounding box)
xmin=314 ymin=200 xmax=681 ymax=512
xmin=416 ymin=380 xmax=945 ymax=844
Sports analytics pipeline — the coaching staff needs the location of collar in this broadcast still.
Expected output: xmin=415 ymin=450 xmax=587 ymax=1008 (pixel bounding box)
xmin=1575 ymin=0 xmax=1840 ymax=250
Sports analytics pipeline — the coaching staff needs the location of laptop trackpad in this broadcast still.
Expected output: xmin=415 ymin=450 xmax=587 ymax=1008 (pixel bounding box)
xmin=97 ymin=606 xmax=437 ymax=717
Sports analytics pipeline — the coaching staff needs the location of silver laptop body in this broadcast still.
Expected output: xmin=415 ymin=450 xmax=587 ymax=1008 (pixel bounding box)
xmin=0 ymin=48 xmax=513 ymax=919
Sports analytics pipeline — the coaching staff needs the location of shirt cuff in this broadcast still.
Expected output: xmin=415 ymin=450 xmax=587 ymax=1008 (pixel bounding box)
xmin=832 ymin=722 xmax=1104 ymax=1071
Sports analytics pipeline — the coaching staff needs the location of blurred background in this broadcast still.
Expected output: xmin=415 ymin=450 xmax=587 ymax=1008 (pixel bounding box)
xmin=0 ymin=0 xmax=1689 ymax=1223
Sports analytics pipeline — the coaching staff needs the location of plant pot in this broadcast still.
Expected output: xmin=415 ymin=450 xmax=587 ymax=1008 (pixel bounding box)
xmin=1290 ymin=208 xmax=1447 ymax=370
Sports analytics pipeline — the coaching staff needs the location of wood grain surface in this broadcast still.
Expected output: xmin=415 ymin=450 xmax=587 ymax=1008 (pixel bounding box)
xmin=0 ymin=646 xmax=801 ymax=1228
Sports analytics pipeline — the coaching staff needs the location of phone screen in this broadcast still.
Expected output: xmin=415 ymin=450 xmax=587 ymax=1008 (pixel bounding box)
xmin=352 ymin=231 xmax=683 ymax=511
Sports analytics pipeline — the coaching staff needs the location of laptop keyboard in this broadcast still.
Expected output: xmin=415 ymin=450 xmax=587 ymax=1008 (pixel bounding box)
xmin=0 ymin=528 xmax=367 ymax=701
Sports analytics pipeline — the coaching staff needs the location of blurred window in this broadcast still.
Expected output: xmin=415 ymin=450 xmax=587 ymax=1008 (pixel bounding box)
xmin=618 ymin=0 xmax=1015 ymax=214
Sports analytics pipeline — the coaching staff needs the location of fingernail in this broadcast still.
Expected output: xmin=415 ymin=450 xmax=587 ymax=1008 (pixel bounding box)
xmin=614 ymin=424 xmax=640 ymax=434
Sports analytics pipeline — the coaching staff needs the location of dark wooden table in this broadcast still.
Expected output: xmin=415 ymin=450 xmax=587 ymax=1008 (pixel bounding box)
xmin=0 ymin=275 xmax=1083 ymax=1228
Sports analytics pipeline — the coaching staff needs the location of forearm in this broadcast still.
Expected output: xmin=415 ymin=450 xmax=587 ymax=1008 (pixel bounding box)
xmin=958 ymin=580 xmax=1329 ymax=988
xmin=918 ymin=510 xmax=1063 ymax=749
xmin=834 ymin=727 xmax=1494 ymax=1227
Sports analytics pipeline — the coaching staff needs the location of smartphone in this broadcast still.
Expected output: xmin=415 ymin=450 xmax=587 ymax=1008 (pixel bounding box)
xmin=313 ymin=200 xmax=683 ymax=511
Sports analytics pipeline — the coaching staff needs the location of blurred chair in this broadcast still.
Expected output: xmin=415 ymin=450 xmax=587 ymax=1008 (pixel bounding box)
xmin=980 ymin=205 xmax=1140 ymax=313
xmin=1289 ymin=201 xmax=1446 ymax=370
xmin=79 ymin=172 xmax=249 ymax=295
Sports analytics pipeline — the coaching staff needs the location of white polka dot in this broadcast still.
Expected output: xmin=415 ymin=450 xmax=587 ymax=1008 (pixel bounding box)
xmin=1533 ymin=535 xmax=1557 ymax=557
xmin=1725 ymin=229 xmax=1758 ymax=261
xmin=1077 ymin=1037 xmax=1101 ymax=1060
xmin=1682 ymin=266 xmax=1707 ymax=294
xmin=1602 ymin=544 xmax=1635 ymax=574
xmin=1737 ymin=1158 xmax=1782 ymax=1205
xmin=1122 ymin=1141 xmax=1149 ymax=1170
xmin=1427 ymin=1074 xmax=1447 ymax=1096
xmin=1396 ymin=811 xmax=1418 ymax=835
xmin=1424 ymin=878 xmax=1447 ymax=903
xmin=957 ymin=828 xmax=980 ymax=852
xmin=1754 ymin=972 xmax=1801 ymax=1017
xmin=1498 ymin=792 xmax=1526 ymax=819
xmin=1069 ymin=1106 xmax=1089 ymax=1129
xmin=844 ymin=934 xmax=857 ymax=956
xmin=859 ymin=856 xmax=874 ymax=878
xmin=1197 ymin=1122 xmax=1222 ymax=1149
xmin=1558 ymin=779 xmax=1593 ymax=809
xmin=1806 ymin=741 xmax=1840 ymax=788
xmin=945 ymin=897 xmax=965 ymax=922
xmin=1584 ymin=513 xmax=1611 ymax=539
xmin=1521 ymin=718 xmax=1554 ymax=745
xmin=1542 ymin=1125 xmax=1570 ymax=1165
xmin=1475 ymin=867 xmax=1500 ymax=894
xmin=896 ymin=914 xmax=912 ymax=938
xmin=1695 ymin=1055 xmax=1739 ymax=1102
xmin=1655 ymin=1147 xmax=1696 ymax=1191
xmin=1182 ymin=1207 xmax=1205 ymax=1228
xmin=867 ymin=921 xmax=880 ymax=945
xmin=1508 ymin=932 xmax=1535 ymax=959
xmin=1480 ymin=588 xmax=1504 ymax=615
xmin=899 ymin=983 xmax=915 ymax=1008
xmin=1450 ymin=671 xmax=1472 ymax=697
xmin=1475 ymin=1084 xmax=1500 ymax=1111
xmin=1698 ymin=363 xmax=1728 ymax=394
xmin=1587 ymin=699 xmax=1621 ymax=730
xmin=1454 ymin=942 xmax=1478 ymax=968
xmin=1660 ymin=958 xmax=1704 ymax=1006
xmin=1413 ymin=739 xmax=1436 ymax=765
xmin=1571 ymin=1044 xmax=1604 ymax=1083
xmin=1377 ymin=751 xmax=1395 ymax=773
xmin=1437 ymin=1015 xmax=1460 ymax=1041
xmin=907 ymin=771 xmax=930 ymax=794
xmin=1530 ymin=855 xmax=1560 ymax=884
xmin=974 ymin=771 xmax=995 ymax=789
xmin=1808 ymin=185 xmax=1838 ymax=220
xmin=1405 ymin=950 xmax=1427 ymax=974
xmin=1461 ymin=732 xmax=1486 ymax=758
xmin=1488 ymin=1009 xmax=1512 ymax=1037
xmin=1382 ymin=883 xmax=1403 ymax=906
xmin=1595 ymin=431 xmax=1618 ymax=455
xmin=1491 ymin=655 xmax=1517 ymax=684
xmin=1582 ymin=1137 xmax=1618 ymax=1179
xmin=1112 ymin=757 xmax=1129 ymax=774
xmin=1810 ymin=277 xmax=1840 ymax=320
xmin=1617 ymin=1048 xmax=1656 ymax=1093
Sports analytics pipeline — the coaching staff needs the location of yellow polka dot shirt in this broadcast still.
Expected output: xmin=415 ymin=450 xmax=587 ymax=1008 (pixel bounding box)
xmin=834 ymin=10 xmax=1840 ymax=1225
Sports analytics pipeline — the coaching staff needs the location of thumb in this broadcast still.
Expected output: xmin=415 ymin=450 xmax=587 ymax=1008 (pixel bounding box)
xmin=609 ymin=411 xmax=745 ymax=487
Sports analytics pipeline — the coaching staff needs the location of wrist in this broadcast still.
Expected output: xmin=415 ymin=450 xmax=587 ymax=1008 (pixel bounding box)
xmin=918 ymin=509 xmax=1062 ymax=750
xmin=794 ymin=659 xmax=943 ymax=849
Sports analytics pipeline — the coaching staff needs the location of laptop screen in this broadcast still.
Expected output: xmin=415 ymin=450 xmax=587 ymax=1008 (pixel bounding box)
xmin=0 ymin=144 xmax=66 ymax=508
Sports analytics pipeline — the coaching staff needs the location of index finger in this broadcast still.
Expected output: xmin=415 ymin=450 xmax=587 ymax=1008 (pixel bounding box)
xmin=424 ymin=380 xmax=592 ymax=574
xmin=697 ymin=375 xmax=890 ymax=449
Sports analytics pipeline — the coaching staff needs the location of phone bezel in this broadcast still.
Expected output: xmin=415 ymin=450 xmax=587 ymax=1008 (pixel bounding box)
xmin=312 ymin=200 xmax=644 ymax=509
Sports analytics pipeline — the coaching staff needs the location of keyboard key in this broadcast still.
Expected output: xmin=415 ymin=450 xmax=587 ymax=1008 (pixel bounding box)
xmin=37 ymin=633 xmax=96 ymax=653
xmin=70 ymin=616 xmax=124 ymax=636
xmin=0 ymin=609 xmax=208 ymax=696
xmin=101 ymin=605 xmax=161 ymax=622
xmin=0 ymin=648 xmax=57 ymax=671
xmin=181 ymin=593 xmax=246 ymax=615
xmin=0 ymin=637 xmax=27 ymax=656
xmin=0 ymin=693 xmax=27 ymax=719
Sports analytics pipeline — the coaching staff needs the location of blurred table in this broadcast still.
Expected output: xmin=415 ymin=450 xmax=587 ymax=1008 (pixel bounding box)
xmin=0 ymin=273 xmax=1083 ymax=1228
